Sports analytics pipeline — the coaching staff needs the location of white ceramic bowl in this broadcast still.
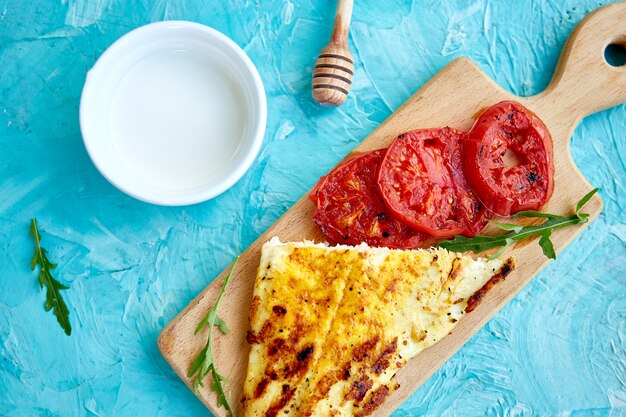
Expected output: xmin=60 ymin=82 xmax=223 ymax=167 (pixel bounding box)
xmin=80 ymin=21 xmax=266 ymax=205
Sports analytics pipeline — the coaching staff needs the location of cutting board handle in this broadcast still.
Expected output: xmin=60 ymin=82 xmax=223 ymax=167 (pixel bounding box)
xmin=535 ymin=2 xmax=626 ymax=122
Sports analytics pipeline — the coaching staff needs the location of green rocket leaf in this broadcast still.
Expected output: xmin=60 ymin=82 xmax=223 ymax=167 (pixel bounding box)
xmin=30 ymin=219 xmax=72 ymax=336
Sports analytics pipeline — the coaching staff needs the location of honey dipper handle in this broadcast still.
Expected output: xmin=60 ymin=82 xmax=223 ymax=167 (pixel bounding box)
xmin=331 ymin=0 xmax=354 ymax=45
xmin=312 ymin=0 xmax=355 ymax=107
xmin=529 ymin=2 xmax=626 ymax=125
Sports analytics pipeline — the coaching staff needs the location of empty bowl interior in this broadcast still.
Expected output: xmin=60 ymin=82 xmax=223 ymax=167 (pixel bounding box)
xmin=80 ymin=22 xmax=265 ymax=205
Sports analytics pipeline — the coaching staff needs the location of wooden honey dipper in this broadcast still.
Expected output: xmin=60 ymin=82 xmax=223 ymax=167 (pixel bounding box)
xmin=312 ymin=0 xmax=354 ymax=107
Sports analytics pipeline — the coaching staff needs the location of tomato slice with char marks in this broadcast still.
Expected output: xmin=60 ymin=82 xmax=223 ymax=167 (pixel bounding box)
xmin=463 ymin=101 xmax=554 ymax=216
xmin=309 ymin=153 xmax=362 ymax=204
xmin=310 ymin=149 xmax=427 ymax=248
xmin=376 ymin=128 xmax=490 ymax=238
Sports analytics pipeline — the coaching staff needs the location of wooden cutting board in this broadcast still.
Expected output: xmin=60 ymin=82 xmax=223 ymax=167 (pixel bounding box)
xmin=158 ymin=3 xmax=626 ymax=416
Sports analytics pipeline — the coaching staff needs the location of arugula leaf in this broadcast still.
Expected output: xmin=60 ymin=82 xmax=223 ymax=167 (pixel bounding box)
xmin=213 ymin=316 xmax=229 ymax=334
xmin=30 ymin=219 xmax=72 ymax=336
xmin=538 ymin=230 xmax=556 ymax=259
xmin=489 ymin=220 xmax=524 ymax=233
xmin=513 ymin=211 xmax=560 ymax=219
xmin=188 ymin=257 xmax=239 ymax=417
xmin=487 ymin=238 xmax=514 ymax=260
xmin=576 ymin=188 xmax=599 ymax=216
xmin=438 ymin=189 xmax=599 ymax=259
xmin=194 ymin=309 xmax=230 ymax=336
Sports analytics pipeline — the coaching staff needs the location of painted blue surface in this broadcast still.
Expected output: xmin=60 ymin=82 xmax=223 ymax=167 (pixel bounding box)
xmin=0 ymin=1 xmax=624 ymax=416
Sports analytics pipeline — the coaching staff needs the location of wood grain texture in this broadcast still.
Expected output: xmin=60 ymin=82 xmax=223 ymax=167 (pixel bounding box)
xmin=312 ymin=44 xmax=354 ymax=106
xmin=158 ymin=3 xmax=626 ymax=416
xmin=312 ymin=0 xmax=354 ymax=106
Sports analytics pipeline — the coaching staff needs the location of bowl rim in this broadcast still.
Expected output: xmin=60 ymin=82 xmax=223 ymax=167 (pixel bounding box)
xmin=79 ymin=20 xmax=267 ymax=206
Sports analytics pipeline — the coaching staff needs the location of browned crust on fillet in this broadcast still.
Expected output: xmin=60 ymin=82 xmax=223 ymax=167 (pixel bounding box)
xmin=448 ymin=258 xmax=462 ymax=281
xmin=466 ymin=257 xmax=515 ymax=313
xmin=355 ymin=384 xmax=392 ymax=417
xmin=268 ymin=338 xmax=285 ymax=356
xmin=254 ymin=377 xmax=270 ymax=399
xmin=266 ymin=384 xmax=297 ymax=417
xmin=247 ymin=320 xmax=272 ymax=345
xmin=249 ymin=295 xmax=262 ymax=322
xmin=352 ymin=336 xmax=380 ymax=362
xmin=252 ymin=370 xmax=280 ymax=400
xmin=372 ymin=339 xmax=398 ymax=375
xmin=272 ymin=305 xmax=287 ymax=316
xmin=297 ymin=363 xmax=353 ymax=415
xmin=346 ymin=376 xmax=374 ymax=402
xmin=317 ymin=369 xmax=343 ymax=396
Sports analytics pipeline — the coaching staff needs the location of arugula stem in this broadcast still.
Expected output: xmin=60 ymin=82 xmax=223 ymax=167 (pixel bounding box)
xmin=501 ymin=216 xmax=582 ymax=242
xmin=437 ymin=189 xmax=598 ymax=259
xmin=188 ymin=257 xmax=239 ymax=416
xmin=30 ymin=218 xmax=72 ymax=336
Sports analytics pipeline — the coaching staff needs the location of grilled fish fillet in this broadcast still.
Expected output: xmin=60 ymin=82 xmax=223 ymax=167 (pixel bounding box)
xmin=242 ymin=238 xmax=514 ymax=417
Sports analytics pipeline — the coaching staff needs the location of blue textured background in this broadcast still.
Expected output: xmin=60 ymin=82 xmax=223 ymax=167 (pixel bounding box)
xmin=1 ymin=1 xmax=624 ymax=416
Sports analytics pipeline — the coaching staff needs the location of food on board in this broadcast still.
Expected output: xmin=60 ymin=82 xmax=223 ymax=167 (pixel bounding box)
xmin=377 ymin=128 xmax=489 ymax=237
xmin=311 ymin=101 xmax=555 ymax=248
xmin=311 ymin=149 xmax=427 ymax=248
xmin=242 ymin=238 xmax=514 ymax=417
xmin=463 ymin=101 xmax=555 ymax=216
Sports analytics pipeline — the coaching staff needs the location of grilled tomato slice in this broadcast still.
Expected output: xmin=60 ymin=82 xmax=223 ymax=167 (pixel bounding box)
xmin=463 ymin=101 xmax=554 ymax=216
xmin=310 ymin=149 xmax=427 ymax=248
xmin=376 ymin=128 xmax=490 ymax=237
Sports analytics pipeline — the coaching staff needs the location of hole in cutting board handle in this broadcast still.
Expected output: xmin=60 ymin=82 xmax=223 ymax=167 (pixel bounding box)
xmin=604 ymin=43 xmax=626 ymax=67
